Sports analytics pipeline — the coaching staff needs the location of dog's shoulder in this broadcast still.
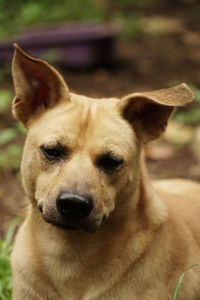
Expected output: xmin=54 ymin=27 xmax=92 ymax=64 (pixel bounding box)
xmin=153 ymin=178 xmax=200 ymax=231
xmin=153 ymin=178 xmax=200 ymax=196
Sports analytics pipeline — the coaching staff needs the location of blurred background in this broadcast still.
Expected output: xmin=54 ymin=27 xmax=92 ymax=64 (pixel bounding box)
xmin=1 ymin=0 xmax=200 ymax=236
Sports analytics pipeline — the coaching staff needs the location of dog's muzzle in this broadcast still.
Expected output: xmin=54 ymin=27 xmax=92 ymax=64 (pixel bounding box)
xmin=39 ymin=192 xmax=106 ymax=232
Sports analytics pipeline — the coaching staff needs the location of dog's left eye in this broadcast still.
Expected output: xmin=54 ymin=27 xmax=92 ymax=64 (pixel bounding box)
xmin=97 ymin=153 xmax=123 ymax=172
xmin=40 ymin=145 xmax=66 ymax=160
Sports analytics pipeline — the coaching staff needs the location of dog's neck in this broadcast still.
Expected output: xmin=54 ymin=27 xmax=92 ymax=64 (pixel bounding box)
xmin=137 ymin=153 xmax=167 ymax=226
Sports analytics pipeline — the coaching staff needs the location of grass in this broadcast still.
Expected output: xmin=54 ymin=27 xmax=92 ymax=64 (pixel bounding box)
xmin=0 ymin=218 xmax=20 ymax=300
xmin=172 ymin=264 xmax=198 ymax=300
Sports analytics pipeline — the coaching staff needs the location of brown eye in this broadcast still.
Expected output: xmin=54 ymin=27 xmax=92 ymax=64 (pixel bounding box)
xmin=40 ymin=145 xmax=66 ymax=161
xmin=97 ymin=153 xmax=123 ymax=172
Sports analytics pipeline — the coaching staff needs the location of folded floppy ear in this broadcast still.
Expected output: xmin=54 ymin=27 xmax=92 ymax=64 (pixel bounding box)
xmin=120 ymin=83 xmax=194 ymax=143
xmin=12 ymin=44 xmax=69 ymax=126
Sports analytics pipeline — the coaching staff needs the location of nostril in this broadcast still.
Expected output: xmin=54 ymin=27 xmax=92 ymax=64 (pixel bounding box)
xmin=56 ymin=193 xmax=93 ymax=220
xmin=38 ymin=203 xmax=43 ymax=213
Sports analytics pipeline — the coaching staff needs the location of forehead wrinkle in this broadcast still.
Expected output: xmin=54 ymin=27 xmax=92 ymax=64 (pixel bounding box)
xmin=82 ymin=101 xmax=137 ymax=155
xmin=70 ymin=101 xmax=110 ymax=149
xmin=73 ymin=101 xmax=92 ymax=143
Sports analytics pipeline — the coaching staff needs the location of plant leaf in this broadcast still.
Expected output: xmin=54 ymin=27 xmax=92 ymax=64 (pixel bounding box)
xmin=172 ymin=264 xmax=198 ymax=300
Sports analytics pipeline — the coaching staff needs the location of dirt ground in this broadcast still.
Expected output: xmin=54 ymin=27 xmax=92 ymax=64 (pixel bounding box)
xmin=1 ymin=5 xmax=200 ymax=237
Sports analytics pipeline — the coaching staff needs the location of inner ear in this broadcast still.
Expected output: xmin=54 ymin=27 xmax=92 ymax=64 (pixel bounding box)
xmin=21 ymin=69 xmax=50 ymax=107
xmin=15 ymin=52 xmax=63 ymax=106
xmin=12 ymin=75 xmax=50 ymax=124
xmin=12 ymin=44 xmax=69 ymax=125
xmin=120 ymin=83 xmax=194 ymax=143
xmin=123 ymin=98 xmax=174 ymax=142
xmin=34 ymin=80 xmax=49 ymax=107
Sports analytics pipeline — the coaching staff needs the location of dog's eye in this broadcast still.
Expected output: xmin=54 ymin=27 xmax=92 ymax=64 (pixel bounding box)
xmin=97 ymin=153 xmax=123 ymax=172
xmin=40 ymin=145 xmax=66 ymax=161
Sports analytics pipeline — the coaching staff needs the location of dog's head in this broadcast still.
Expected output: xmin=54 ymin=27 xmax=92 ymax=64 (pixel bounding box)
xmin=12 ymin=44 xmax=194 ymax=232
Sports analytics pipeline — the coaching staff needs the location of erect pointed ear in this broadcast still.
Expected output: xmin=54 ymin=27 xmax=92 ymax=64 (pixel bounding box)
xmin=12 ymin=44 xmax=69 ymax=126
xmin=119 ymin=83 xmax=194 ymax=143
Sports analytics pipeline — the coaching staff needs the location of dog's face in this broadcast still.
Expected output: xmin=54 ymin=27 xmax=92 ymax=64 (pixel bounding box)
xmin=21 ymin=94 xmax=140 ymax=232
xmin=12 ymin=44 xmax=194 ymax=232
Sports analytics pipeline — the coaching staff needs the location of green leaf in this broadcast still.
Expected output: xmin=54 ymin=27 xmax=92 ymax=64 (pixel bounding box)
xmin=172 ymin=264 xmax=198 ymax=300
xmin=16 ymin=122 xmax=27 ymax=135
xmin=0 ymin=218 xmax=20 ymax=300
xmin=190 ymin=86 xmax=200 ymax=102
xmin=4 ymin=217 xmax=20 ymax=251
xmin=0 ymin=143 xmax=22 ymax=169
xmin=175 ymin=108 xmax=200 ymax=124
xmin=0 ymin=128 xmax=18 ymax=145
xmin=0 ymin=90 xmax=13 ymax=113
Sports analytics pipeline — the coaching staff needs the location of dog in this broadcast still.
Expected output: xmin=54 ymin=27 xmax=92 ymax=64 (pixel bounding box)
xmin=11 ymin=44 xmax=200 ymax=300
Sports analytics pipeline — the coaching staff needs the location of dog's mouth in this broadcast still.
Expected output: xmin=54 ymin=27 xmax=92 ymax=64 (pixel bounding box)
xmin=42 ymin=213 xmax=107 ymax=233
xmin=46 ymin=220 xmax=102 ymax=233
xmin=53 ymin=223 xmax=79 ymax=231
xmin=38 ymin=202 xmax=108 ymax=233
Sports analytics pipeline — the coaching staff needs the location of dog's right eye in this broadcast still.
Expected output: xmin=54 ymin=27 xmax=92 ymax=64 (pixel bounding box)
xmin=40 ymin=145 xmax=66 ymax=161
xmin=97 ymin=153 xmax=123 ymax=172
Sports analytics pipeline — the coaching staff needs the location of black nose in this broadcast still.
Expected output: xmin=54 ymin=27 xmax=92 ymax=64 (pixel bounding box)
xmin=56 ymin=192 xmax=93 ymax=221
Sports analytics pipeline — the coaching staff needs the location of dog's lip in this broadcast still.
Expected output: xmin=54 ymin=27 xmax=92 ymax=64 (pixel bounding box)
xmin=54 ymin=222 xmax=96 ymax=233
xmin=41 ymin=207 xmax=107 ymax=233
xmin=44 ymin=218 xmax=79 ymax=231
xmin=45 ymin=217 xmax=105 ymax=233
xmin=43 ymin=216 xmax=99 ymax=233
xmin=55 ymin=223 xmax=79 ymax=231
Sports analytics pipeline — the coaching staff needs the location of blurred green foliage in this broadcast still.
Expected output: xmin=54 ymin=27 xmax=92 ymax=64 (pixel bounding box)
xmin=116 ymin=12 xmax=143 ymax=39
xmin=0 ymin=90 xmax=12 ymax=113
xmin=0 ymin=0 xmax=198 ymax=39
xmin=0 ymin=218 xmax=20 ymax=300
xmin=175 ymin=85 xmax=200 ymax=125
xmin=0 ymin=0 xmax=104 ymax=39
xmin=0 ymin=89 xmax=26 ymax=170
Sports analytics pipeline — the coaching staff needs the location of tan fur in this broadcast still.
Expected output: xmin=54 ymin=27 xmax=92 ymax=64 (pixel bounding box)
xmin=11 ymin=45 xmax=200 ymax=300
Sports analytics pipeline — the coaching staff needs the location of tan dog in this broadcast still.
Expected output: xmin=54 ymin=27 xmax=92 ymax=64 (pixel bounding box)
xmin=11 ymin=44 xmax=200 ymax=300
